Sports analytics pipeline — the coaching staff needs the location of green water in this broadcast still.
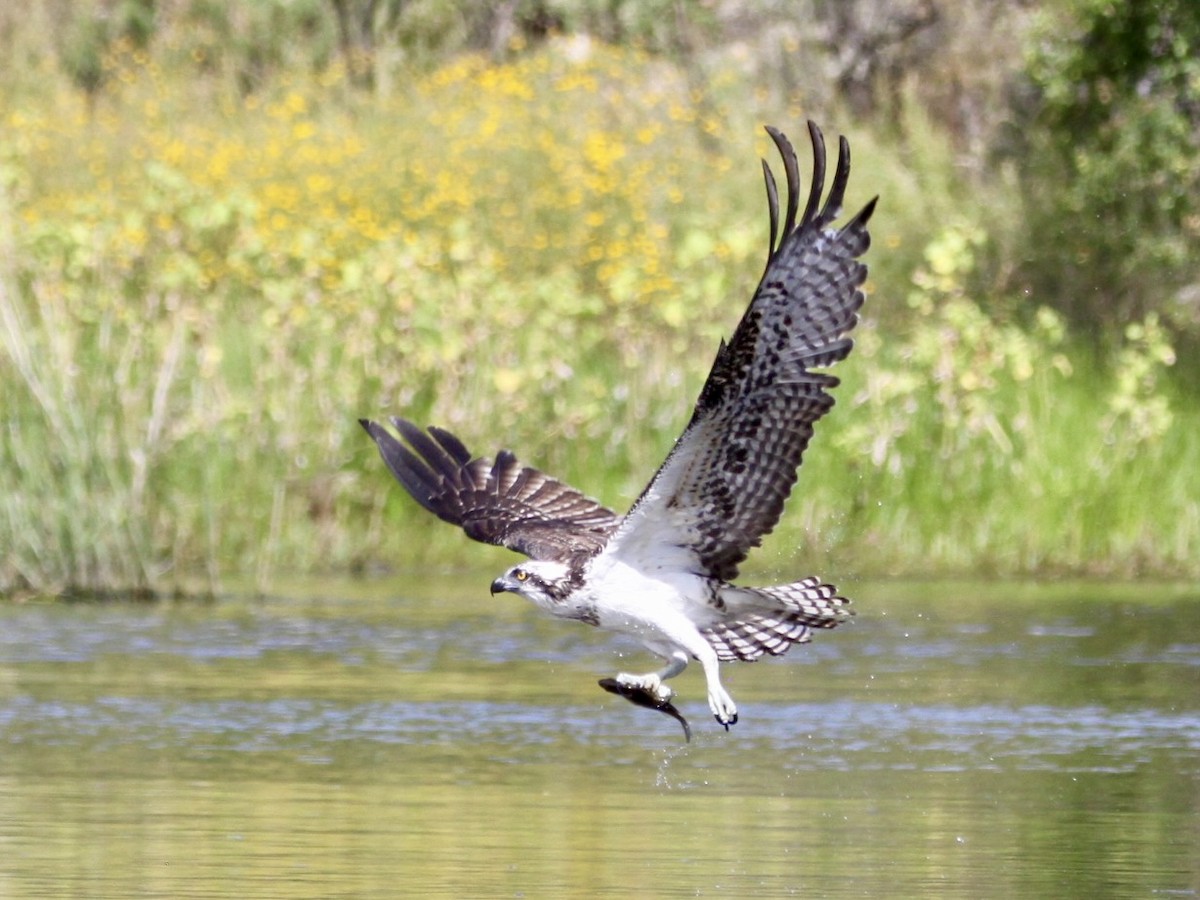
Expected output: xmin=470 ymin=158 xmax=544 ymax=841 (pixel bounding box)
xmin=1 ymin=578 xmax=1197 ymax=897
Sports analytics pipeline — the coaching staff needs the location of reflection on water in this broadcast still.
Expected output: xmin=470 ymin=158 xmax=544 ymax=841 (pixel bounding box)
xmin=0 ymin=579 xmax=1198 ymax=897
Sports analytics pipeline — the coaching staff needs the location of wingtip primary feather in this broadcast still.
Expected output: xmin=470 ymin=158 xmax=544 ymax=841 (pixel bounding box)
xmin=766 ymin=124 xmax=802 ymax=241
xmin=362 ymin=422 xmax=446 ymax=518
xmin=762 ymin=121 xmax=841 ymax=266
xmin=761 ymin=158 xmax=780 ymax=261
xmin=361 ymin=414 xmax=623 ymax=560
xmin=427 ymin=424 xmax=472 ymax=465
xmin=800 ymin=121 xmax=826 ymax=230
xmin=391 ymin=418 xmax=465 ymax=483
xmin=817 ymin=134 xmax=851 ymax=225
xmin=854 ymin=195 xmax=880 ymax=228
xmin=360 ymin=417 xmax=391 ymax=441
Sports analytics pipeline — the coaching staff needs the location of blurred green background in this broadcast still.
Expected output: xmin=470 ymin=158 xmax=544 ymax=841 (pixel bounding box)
xmin=1 ymin=0 xmax=1196 ymax=596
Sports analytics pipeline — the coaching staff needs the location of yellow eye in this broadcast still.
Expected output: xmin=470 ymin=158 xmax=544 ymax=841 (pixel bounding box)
xmin=514 ymin=569 xmax=529 ymax=582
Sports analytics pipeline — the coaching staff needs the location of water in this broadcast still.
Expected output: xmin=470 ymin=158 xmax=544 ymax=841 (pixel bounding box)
xmin=1 ymin=578 xmax=1197 ymax=897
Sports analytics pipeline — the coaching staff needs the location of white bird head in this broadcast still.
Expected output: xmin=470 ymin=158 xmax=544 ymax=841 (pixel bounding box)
xmin=490 ymin=560 xmax=573 ymax=612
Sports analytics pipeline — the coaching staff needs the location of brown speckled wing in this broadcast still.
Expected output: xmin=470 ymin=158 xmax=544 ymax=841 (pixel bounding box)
xmin=361 ymin=417 xmax=621 ymax=563
xmin=611 ymin=123 xmax=876 ymax=581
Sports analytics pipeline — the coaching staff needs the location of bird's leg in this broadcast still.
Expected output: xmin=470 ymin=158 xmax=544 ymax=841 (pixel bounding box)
xmin=696 ymin=648 xmax=738 ymax=729
xmin=616 ymin=651 xmax=688 ymax=706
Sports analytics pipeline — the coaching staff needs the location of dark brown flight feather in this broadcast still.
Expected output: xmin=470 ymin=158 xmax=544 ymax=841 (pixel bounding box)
xmin=610 ymin=122 xmax=877 ymax=582
xmin=359 ymin=417 xmax=620 ymax=563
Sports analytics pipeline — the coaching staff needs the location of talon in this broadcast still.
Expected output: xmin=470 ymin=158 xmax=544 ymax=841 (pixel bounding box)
xmin=615 ymin=672 xmax=674 ymax=705
xmin=707 ymin=684 xmax=738 ymax=728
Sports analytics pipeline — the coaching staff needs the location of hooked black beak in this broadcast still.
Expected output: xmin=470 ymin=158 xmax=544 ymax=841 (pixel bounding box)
xmin=490 ymin=577 xmax=509 ymax=596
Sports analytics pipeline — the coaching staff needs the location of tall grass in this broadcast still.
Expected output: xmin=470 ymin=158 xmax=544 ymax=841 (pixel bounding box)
xmin=1 ymin=40 xmax=1196 ymax=597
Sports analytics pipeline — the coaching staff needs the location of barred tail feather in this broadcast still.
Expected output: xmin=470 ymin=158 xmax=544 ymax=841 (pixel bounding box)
xmin=703 ymin=577 xmax=853 ymax=662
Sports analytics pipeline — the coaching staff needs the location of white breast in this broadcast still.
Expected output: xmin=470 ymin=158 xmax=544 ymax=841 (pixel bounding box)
xmin=580 ymin=553 xmax=717 ymax=657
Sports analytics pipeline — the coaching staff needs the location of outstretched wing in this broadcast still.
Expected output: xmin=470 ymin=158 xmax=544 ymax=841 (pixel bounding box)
xmin=360 ymin=417 xmax=621 ymax=562
xmin=608 ymin=122 xmax=876 ymax=581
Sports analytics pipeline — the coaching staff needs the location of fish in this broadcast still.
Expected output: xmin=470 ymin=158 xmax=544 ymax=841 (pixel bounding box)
xmin=598 ymin=677 xmax=692 ymax=742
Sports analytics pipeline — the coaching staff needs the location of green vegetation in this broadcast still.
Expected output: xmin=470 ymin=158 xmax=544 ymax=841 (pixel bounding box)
xmin=1019 ymin=0 xmax=1200 ymax=340
xmin=0 ymin=1 xmax=1197 ymax=597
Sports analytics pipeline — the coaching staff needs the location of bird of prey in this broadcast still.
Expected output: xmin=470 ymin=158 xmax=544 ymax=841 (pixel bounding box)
xmin=361 ymin=122 xmax=875 ymax=731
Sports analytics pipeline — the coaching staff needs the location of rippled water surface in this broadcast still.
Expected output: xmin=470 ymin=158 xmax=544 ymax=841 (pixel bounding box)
xmin=1 ymin=578 xmax=1198 ymax=897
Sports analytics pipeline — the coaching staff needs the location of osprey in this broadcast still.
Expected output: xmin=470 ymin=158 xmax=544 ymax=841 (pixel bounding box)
xmin=361 ymin=122 xmax=875 ymax=731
